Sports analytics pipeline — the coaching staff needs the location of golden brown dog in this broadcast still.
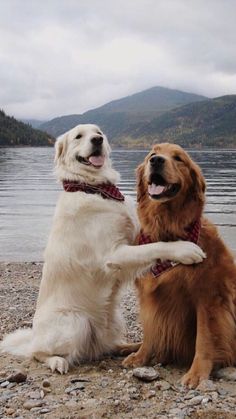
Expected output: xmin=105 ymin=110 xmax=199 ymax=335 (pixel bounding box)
xmin=123 ymin=143 xmax=236 ymax=388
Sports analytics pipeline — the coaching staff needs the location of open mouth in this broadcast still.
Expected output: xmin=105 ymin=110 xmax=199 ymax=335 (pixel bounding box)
xmin=148 ymin=174 xmax=180 ymax=200
xmin=76 ymin=151 xmax=105 ymax=168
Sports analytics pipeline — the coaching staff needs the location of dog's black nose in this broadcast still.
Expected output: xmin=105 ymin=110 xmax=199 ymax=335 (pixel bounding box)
xmin=150 ymin=155 xmax=165 ymax=166
xmin=91 ymin=136 xmax=103 ymax=146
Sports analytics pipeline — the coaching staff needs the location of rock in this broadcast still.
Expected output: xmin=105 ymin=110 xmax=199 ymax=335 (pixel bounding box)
xmin=215 ymin=367 xmax=236 ymax=381
xmin=40 ymin=408 xmax=51 ymax=414
xmin=147 ymin=390 xmax=156 ymax=398
xmin=65 ymin=400 xmax=78 ymax=408
xmin=100 ymin=378 xmax=109 ymax=388
xmin=23 ymin=400 xmax=44 ymax=410
xmin=42 ymin=379 xmax=51 ymax=388
xmin=83 ymin=398 xmax=98 ymax=408
xmin=42 ymin=387 xmax=51 ymax=394
xmin=0 ymin=380 xmax=10 ymax=388
xmin=0 ymin=391 xmax=16 ymax=402
xmin=197 ymin=379 xmax=217 ymax=392
xmin=169 ymin=407 xmax=183 ymax=416
xmin=7 ymin=370 xmax=27 ymax=383
xmin=218 ymin=388 xmax=228 ymax=396
xmin=4 ymin=408 xmax=15 ymax=416
xmin=7 ymin=383 xmax=16 ymax=389
xmin=128 ymin=387 xmax=139 ymax=400
xmin=133 ymin=367 xmax=159 ymax=382
xmin=186 ymin=395 xmax=204 ymax=406
xmin=155 ymin=380 xmax=171 ymax=391
xmin=28 ymin=390 xmax=41 ymax=399
xmin=70 ymin=377 xmax=90 ymax=383
xmin=201 ymin=396 xmax=211 ymax=404
xmin=65 ymin=383 xmax=85 ymax=393
xmin=184 ymin=391 xmax=198 ymax=400
xmin=211 ymin=391 xmax=219 ymax=401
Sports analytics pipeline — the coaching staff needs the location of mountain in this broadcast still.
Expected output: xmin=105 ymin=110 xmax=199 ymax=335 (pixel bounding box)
xmin=21 ymin=119 xmax=47 ymax=129
xmin=0 ymin=110 xmax=54 ymax=147
xmin=39 ymin=86 xmax=207 ymax=138
xmin=123 ymin=95 xmax=236 ymax=148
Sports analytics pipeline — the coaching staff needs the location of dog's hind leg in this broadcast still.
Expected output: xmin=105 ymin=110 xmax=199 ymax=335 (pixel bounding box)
xmin=34 ymin=352 xmax=69 ymax=374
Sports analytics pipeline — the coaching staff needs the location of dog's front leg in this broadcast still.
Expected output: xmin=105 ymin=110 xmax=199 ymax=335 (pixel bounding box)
xmin=106 ymin=241 xmax=206 ymax=273
xmin=181 ymin=304 xmax=213 ymax=388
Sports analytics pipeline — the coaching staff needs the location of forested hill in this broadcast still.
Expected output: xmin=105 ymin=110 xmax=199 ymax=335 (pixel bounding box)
xmin=0 ymin=110 xmax=54 ymax=147
xmin=122 ymin=95 xmax=236 ymax=148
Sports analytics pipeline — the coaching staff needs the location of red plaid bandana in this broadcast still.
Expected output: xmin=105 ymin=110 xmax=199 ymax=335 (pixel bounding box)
xmin=138 ymin=220 xmax=201 ymax=278
xmin=62 ymin=180 xmax=125 ymax=202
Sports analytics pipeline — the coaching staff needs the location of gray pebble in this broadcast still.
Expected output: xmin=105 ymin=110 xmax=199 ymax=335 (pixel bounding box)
xmin=218 ymin=388 xmax=228 ymax=396
xmin=197 ymin=379 xmax=216 ymax=392
xmin=23 ymin=400 xmax=44 ymax=410
xmin=186 ymin=395 xmax=204 ymax=406
xmin=0 ymin=380 xmax=10 ymax=388
xmin=65 ymin=383 xmax=85 ymax=393
xmin=28 ymin=390 xmax=41 ymax=399
xmin=133 ymin=367 xmax=159 ymax=382
xmin=215 ymin=367 xmax=236 ymax=381
xmin=156 ymin=380 xmax=171 ymax=391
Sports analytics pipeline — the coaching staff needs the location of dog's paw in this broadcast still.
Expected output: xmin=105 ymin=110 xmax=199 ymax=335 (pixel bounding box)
xmin=181 ymin=370 xmax=203 ymax=388
xmin=47 ymin=356 xmax=69 ymax=374
xmin=169 ymin=241 xmax=206 ymax=265
xmin=122 ymin=352 xmax=145 ymax=368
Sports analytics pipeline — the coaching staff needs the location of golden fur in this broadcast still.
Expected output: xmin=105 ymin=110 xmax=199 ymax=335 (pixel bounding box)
xmin=123 ymin=143 xmax=236 ymax=387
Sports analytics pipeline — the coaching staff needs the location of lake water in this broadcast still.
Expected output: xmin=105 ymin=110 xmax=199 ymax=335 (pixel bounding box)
xmin=0 ymin=147 xmax=235 ymax=261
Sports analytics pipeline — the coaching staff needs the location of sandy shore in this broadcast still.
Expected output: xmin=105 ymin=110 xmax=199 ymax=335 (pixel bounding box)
xmin=0 ymin=262 xmax=236 ymax=419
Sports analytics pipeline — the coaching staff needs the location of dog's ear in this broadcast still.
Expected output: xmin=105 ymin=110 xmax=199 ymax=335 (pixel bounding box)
xmin=136 ymin=163 xmax=145 ymax=202
xmin=190 ymin=163 xmax=206 ymax=199
xmin=54 ymin=134 xmax=67 ymax=164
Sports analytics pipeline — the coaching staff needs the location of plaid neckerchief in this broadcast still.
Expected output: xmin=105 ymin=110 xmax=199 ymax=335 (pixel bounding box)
xmin=138 ymin=220 xmax=201 ymax=278
xmin=62 ymin=180 xmax=125 ymax=202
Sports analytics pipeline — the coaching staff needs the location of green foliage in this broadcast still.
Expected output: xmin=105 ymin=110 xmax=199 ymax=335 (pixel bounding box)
xmin=0 ymin=110 xmax=54 ymax=147
xmin=128 ymin=95 xmax=236 ymax=148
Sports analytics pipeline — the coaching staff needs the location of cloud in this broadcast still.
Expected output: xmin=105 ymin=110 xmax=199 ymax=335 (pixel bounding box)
xmin=0 ymin=0 xmax=236 ymax=119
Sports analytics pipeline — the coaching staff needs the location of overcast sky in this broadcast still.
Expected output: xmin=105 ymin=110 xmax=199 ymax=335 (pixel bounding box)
xmin=0 ymin=0 xmax=236 ymax=120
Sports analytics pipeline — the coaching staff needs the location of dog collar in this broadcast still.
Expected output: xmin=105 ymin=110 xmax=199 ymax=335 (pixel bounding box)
xmin=62 ymin=180 xmax=125 ymax=202
xmin=138 ymin=220 xmax=201 ymax=277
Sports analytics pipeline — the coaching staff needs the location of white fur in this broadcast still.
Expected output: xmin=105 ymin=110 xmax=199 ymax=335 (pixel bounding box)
xmin=0 ymin=124 xmax=205 ymax=373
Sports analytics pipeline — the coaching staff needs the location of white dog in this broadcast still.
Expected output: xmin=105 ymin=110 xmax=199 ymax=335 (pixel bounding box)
xmin=1 ymin=124 xmax=205 ymax=374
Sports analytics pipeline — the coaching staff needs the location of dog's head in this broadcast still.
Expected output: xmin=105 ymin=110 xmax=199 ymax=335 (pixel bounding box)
xmin=54 ymin=124 xmax=119 ymax=184
xmin=137 ymin=143 xmax=206 ymax=206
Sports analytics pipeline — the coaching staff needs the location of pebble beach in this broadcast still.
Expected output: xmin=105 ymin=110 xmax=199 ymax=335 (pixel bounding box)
xmin=1 ymin=262 xmax=236 ymax=419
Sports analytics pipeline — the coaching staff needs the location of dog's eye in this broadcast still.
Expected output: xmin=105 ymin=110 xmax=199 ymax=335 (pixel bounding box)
xmin=97 ymin=131 xmax=102 ymax=135
xmin=75 ymin=134 xmax=82 ymax=139
xmin=173 ymin=155 xmax=183 ymax=162
xmin=149 ymin=153 xmax=156 ymax=158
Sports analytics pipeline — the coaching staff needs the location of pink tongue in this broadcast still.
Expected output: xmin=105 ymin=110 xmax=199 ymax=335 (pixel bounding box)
xmin=88 ymin=155 xmax=105 ymax=167
xmin=148 ymin=183 xmax=165 ymax=195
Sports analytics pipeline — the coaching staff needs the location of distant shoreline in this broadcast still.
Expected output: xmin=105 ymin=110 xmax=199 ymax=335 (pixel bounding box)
xmin=1 ymin=145 xmax=236 ymax=151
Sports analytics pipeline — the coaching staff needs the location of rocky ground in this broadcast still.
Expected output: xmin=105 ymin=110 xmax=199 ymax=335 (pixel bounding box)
xmin=0 ymin=262 xmax=236 ymax=419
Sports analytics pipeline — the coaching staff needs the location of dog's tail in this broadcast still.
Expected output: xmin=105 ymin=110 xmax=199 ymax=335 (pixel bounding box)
xmin=0 ymin=329 xmax=33 ymax=358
